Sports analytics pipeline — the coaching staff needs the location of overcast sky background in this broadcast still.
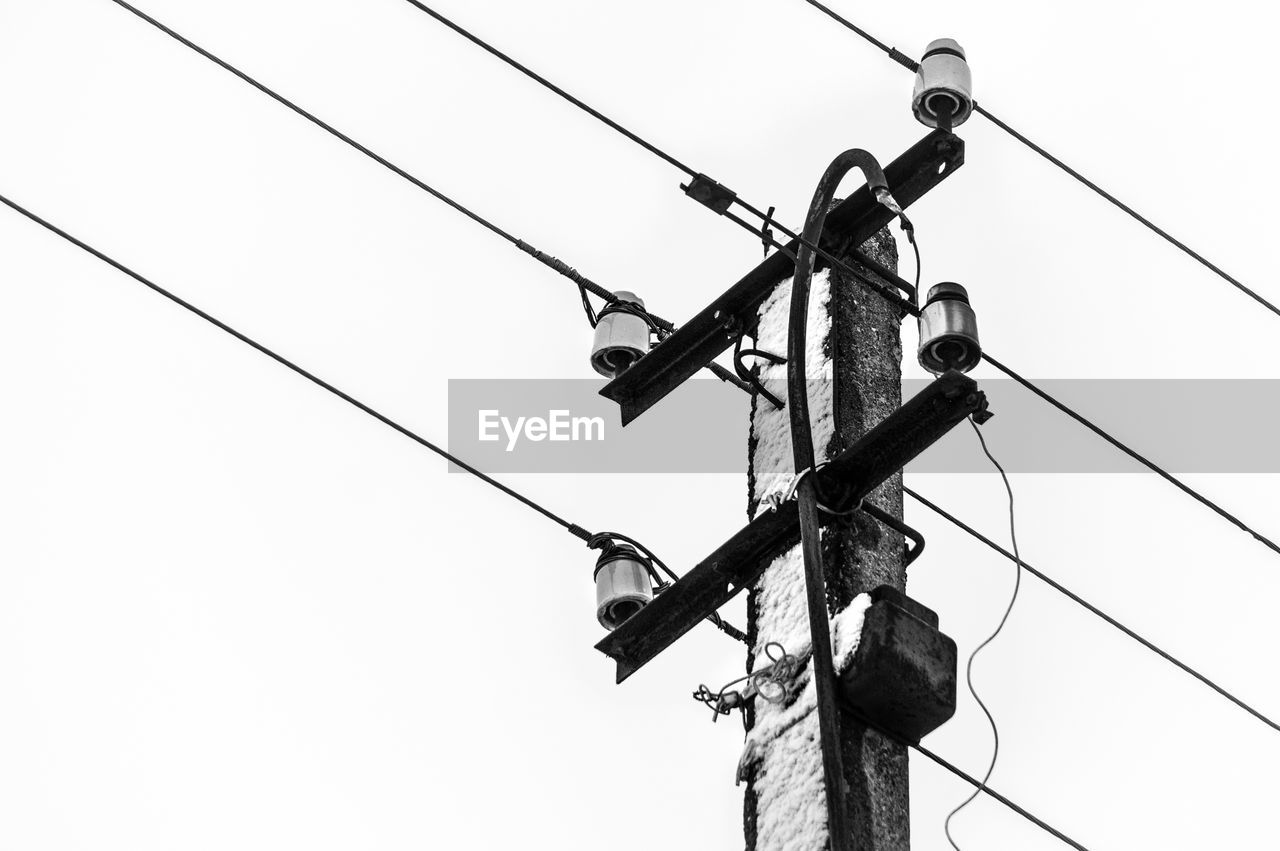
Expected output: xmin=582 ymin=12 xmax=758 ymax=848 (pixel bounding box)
xmin=2 ymin=1 xmax=1278 ymax=849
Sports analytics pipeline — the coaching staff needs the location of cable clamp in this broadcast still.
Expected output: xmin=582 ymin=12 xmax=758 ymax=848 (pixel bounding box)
xmin=781 ymin=461 xmax=827 ymax=505
xmin=681 ymin=173 xmax=738 ymax=215
xmin=767 ymin=462 xmax=864 ymax=516
xmin=761 ymin=205 xmax=777 ymax=257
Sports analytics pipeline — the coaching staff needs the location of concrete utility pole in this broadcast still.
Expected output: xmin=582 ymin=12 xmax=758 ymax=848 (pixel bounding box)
xmin=742 ymin=226 xmax=909 ymax=851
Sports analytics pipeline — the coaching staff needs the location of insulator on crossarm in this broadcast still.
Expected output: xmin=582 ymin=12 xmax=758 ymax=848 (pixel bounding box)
xmin=594 ymin=543 xmax=654 ymax=630
xmin=590 ymin=291 xmax=651 ymax=378
xmin=917 ymin=282 xmax=981 ymax=374
xmin=912 ymin=38 xmax=973 ymax=130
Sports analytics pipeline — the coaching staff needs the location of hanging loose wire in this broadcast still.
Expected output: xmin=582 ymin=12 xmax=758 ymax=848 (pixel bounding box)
xmin=945 ymin=417 xmax=1024 ymax=850
xmin=795 ymin=0 xmax=1280 ymax=320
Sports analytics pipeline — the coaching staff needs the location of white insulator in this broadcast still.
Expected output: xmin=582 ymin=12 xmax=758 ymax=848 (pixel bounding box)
xmin=912 ymin=38 xmax=974 ymax=129
xmin=594 ymin=545 xmax=654 ymax=630
xmin=917 ymin=282 xmax=981 ymax=374
xmin=590 ymin=290 xmax=651 ymax=378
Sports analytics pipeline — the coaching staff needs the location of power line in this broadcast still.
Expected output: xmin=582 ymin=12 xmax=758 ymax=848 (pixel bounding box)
xmin=63 ymin=7 xmax=1253 ymax=842
xmin=796 ymin=0 xmax=1280 ymax=320
xmin=904 ymin=485 xmax=1280 ymax=734
xmin=1 ymin=190 xmax=752 ymax=642
xmin=386 ymin=0 xmax=1280 ymax=560
xmin=840 ymin=706 xmax=1092 ymax=850
xmin=396 ymin=0 xmax=920 ymax=313
xmin=980 ymin=352 xmax=1280 ymax=556
xmin=103 ymin=0 xmax=751 ymax=393
xmin=747 ymin=227 xmax=1280 ymax=560
xmin=106 ymin=0 xmax=1280 ymax=653
xmin=399 ymin=0 xmax=698 ymax=178
xmin=0 ymin=191 xmax=593 ymax=541
xmin=912 ymin=741 xmax=1091 ymax=851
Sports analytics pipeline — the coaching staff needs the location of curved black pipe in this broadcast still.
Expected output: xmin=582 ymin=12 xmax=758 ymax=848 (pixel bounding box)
xmin=786 ymin=148 xmax=900 ymax=851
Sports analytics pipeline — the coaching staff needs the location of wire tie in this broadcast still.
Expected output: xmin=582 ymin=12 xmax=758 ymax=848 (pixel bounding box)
xmin=782 ymin=461 xmax=830 ymax=504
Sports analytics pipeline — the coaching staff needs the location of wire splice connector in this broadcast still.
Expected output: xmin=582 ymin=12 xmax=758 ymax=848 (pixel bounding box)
xmin=682 ymin=173 xmax=738 ymax=214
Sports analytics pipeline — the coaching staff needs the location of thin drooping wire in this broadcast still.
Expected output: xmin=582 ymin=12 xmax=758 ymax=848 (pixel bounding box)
xmin=945 ymin=418 xmax=1024 ymax=851
xmin=104 ymin=0 xmax=751 ymax=393
xmin=904 ymin=485 xmax=1280 ymax=733
xmin=797 ymin=0 xmax=1280 ymax=320
xmin=0 ymin=192 xmax=592 ymax=542
xmin=979 ymin=352 xmax=1280 ymax=556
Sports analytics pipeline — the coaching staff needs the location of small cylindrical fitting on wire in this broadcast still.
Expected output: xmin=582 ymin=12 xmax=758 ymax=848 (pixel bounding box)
xmin=917 ymin=282 xmax=981 ymax=374
xmin=912 ymin=38 xmax=974 ymax=130
xmin=590 ymin=290 xmax=651 ymax=378
xmin=594 ymin=543 xmax=654 ymax=630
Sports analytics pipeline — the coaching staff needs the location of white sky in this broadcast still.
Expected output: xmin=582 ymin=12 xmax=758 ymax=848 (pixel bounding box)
xmin=1 ymin=1 xmax=1278 ymax=849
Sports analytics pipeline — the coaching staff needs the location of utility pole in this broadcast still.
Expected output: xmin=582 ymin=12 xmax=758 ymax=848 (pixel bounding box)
xmin=743 ymin=226 xmax=909 ymax=850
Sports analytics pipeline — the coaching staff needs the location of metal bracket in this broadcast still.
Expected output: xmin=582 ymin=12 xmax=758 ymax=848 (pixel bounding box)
xmin=682 ymin=173 xmax=738 ymax=214
xmin=602 ymin=130 xmax=964 ymax=425
xmin=595 ymin=370 xmax=988 ymax=682
xmin=861 ymin=502 xmax=926 ymax=567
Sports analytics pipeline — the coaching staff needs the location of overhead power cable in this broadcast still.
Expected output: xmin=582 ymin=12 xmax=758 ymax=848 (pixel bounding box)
xmin=0 ymin=192 xmax=591 ymax=541
xmin=904 ymin=485 xmax=1280 ymax=734
xmin=400 ymin=0 xmax=698 ymax=178
xmin=388 ymin=0 xmax=1280 ymax=559
xmin=838 ymin=707 xmax=1092 ymax=849
xmin=105 ymin=0 xmax=1280 ymax=559
xmin=1 ymin=190 xmax=747 ymax=641
xmin=395 ymin=0 xmax=919 ymax=314
xmin=911 ymin=741 xmax=1091 ymax=851
xmin=796 ymin=0 xmax=1280 ymax=320
xmin=979 ymin=352 xmax=1280 ymax=556
xmin=104 ymin=0 xmax=751 ymax=393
